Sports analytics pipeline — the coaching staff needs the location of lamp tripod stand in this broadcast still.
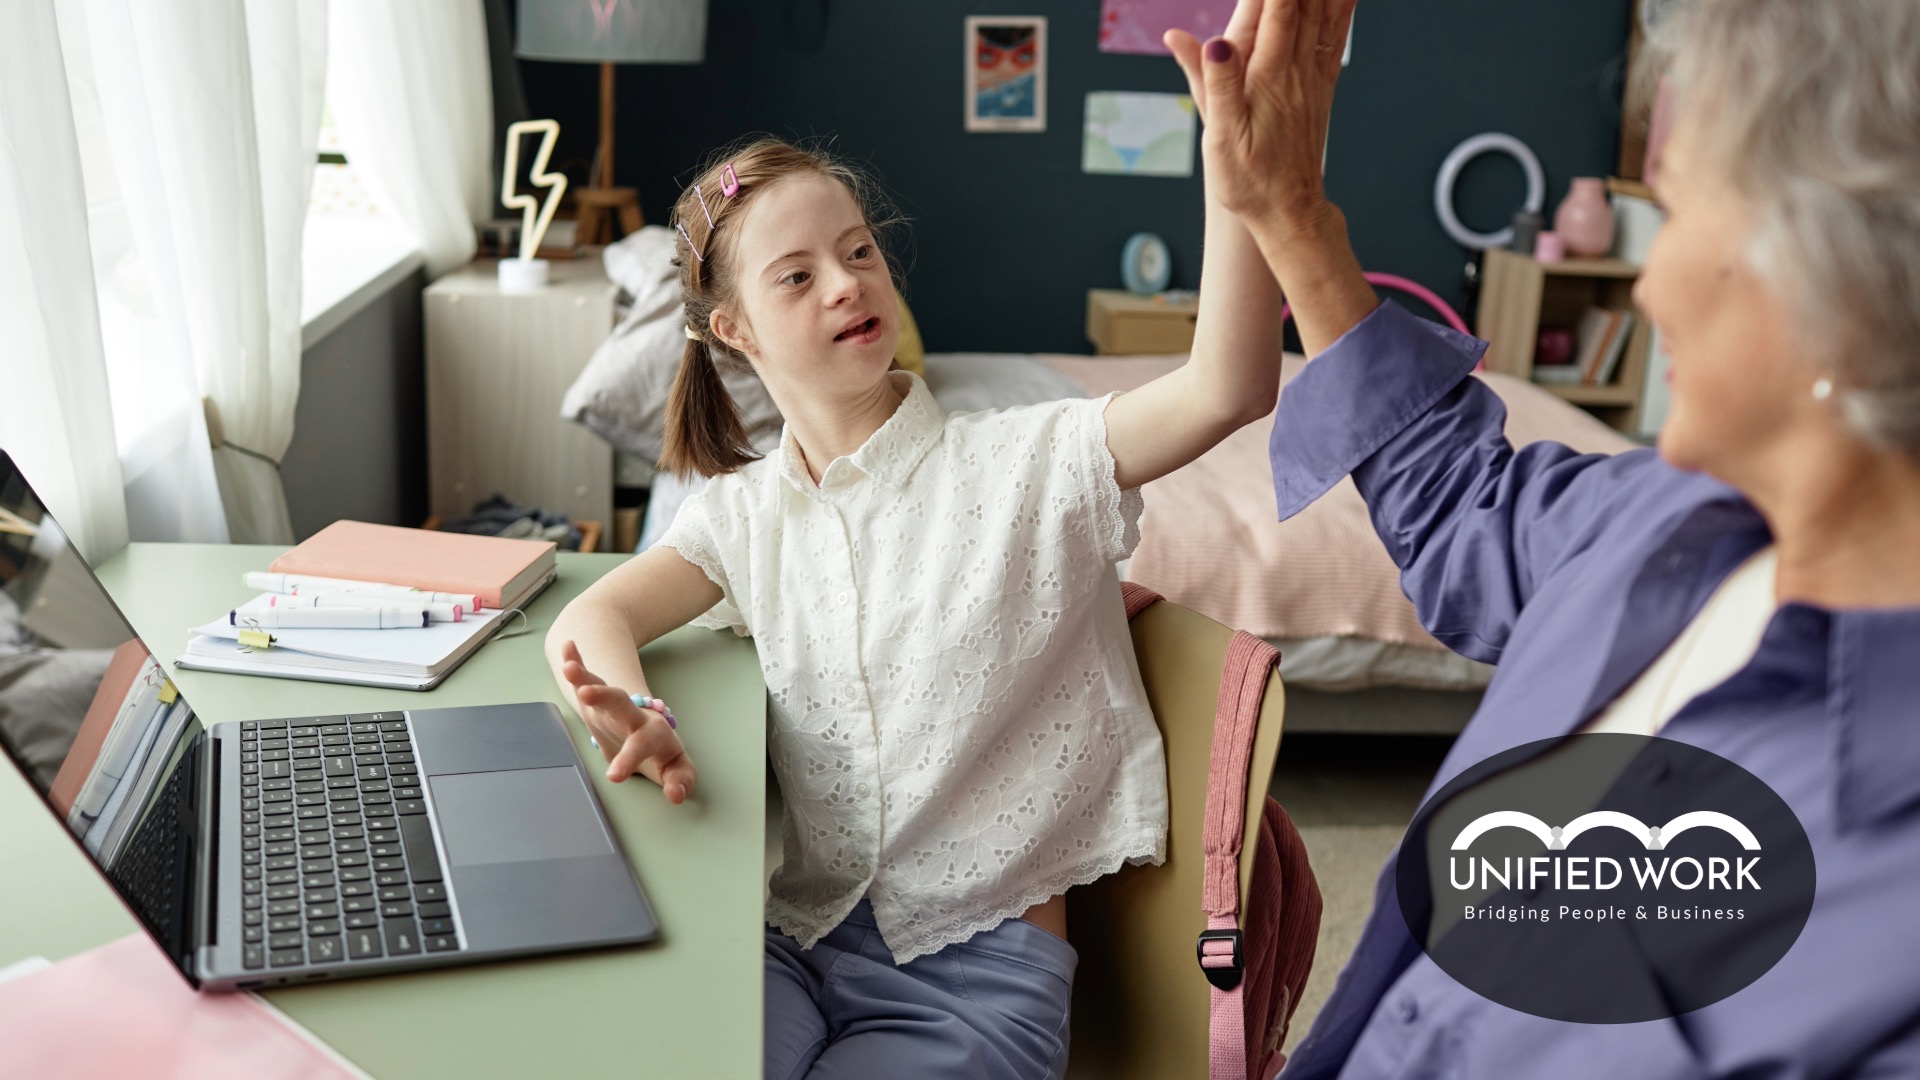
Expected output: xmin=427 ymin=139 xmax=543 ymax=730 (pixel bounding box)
xmin=573 ymin=63 xmax=645 ymax=245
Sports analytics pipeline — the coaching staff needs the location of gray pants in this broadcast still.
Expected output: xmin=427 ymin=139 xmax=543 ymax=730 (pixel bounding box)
xmin=764 ymin=900 xmax=1078 ymax=1079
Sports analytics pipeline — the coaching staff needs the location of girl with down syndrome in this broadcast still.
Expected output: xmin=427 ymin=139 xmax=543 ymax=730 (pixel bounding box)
xmin=544 ymin=27 xmax=1298 ymax=1070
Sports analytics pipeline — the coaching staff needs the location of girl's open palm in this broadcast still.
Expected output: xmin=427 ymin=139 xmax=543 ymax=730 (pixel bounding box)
xmin=559 ymin=639 xmax=698 ymax=803
xmin=1166 ymin=0 xmax=1358 ymax=222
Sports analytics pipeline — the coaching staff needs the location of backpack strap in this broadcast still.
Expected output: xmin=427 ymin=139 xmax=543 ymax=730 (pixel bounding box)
xmin=1120 ymin=584 xmax=1282 ymax=1080
xmin=1120 ymin=581 xmax=1161 ymax=619
xmin=1200 ymin=629 xmax=1281 ymax=1080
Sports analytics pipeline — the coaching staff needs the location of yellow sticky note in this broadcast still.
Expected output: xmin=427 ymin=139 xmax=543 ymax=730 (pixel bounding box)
xmin=157 ymin=679 xmax=178 ymax=705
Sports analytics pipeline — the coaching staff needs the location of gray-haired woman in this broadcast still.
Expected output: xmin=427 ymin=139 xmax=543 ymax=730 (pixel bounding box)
xmin=1169 ymin=0 xmax=1920 ymax=1074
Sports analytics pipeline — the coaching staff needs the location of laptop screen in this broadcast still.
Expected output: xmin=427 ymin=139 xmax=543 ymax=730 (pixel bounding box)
xmin=0 ymin=451 xmax=206 ymax=980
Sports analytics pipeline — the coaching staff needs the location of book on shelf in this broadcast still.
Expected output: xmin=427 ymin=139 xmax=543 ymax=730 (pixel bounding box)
xmin=175 ymin=521 xmax=558 ymax=691
xmin=1587 ymin=310 xmax=1635 ymax=386
xmin=1531 ymin=360 xmax=1584 ymax=385
xmin=1568 ymin=306 xmax=1634 ymax=387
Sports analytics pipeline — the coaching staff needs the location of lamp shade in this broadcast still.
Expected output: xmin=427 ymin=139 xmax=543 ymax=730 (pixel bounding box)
xmin=516 ymin=0 xmax=707 ymax=64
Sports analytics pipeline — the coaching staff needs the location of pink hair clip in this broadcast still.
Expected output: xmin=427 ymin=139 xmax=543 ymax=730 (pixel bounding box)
xmin=677 ymin=163 xmax=742 ymax=265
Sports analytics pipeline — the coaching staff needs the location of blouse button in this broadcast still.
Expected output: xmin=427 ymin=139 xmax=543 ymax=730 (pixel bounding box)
xmin=855 ymin=782 xmax=872 ymax=798
xmin=835 ymin=591 xmax=849 ymax=606
xmin=1395 ymin=996 xmax=1419 ymax=1024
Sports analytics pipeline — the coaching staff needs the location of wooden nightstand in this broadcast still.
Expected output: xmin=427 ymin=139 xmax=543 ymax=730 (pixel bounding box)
xmin=424 ymin=258 xmax=616 ymax=528
xmin=1086 ymin=288 xmax=1199 ymax=355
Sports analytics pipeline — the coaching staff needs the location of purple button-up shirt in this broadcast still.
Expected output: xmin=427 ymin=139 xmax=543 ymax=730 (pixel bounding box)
xmin=1270 ymin=301 xmax=1920 ymax=1079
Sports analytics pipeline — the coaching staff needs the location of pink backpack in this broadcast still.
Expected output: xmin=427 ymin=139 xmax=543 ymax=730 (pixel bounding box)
xmin=1122 ymin=583 xmax=1322 ymax=1080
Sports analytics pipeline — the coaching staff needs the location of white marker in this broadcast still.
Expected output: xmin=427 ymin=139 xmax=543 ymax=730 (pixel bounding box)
xmin=244 ymin=572 xmax=483 ymax=611
xmin=267 ymin=591 xmax=463 ymax=623
xmin=233 ymin=606 xmax=429 ymax=630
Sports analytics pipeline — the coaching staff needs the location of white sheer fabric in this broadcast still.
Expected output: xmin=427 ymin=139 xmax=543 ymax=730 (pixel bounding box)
xmin=51 ymin=0 xmax=328 ymax=545
xmin=326 ymin=0 xmax=493 ymax=279
xmin=217 ymin=0 xmax=327 ymax=544
xmin=0 ymin=0 xmax=130 ymax=565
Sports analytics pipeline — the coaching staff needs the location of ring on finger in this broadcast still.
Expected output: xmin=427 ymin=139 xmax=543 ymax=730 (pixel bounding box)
xmin=1315 ymin=43 xmax=1336 ymax=53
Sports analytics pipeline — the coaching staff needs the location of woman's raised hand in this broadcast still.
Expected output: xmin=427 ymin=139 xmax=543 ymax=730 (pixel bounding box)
xmin=1166 ymin=0 xmax=1358 ymax=224
xmin=559 ymin=639 xmax=698 ymax=802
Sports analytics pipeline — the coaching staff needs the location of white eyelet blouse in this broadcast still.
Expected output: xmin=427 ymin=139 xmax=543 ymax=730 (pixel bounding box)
xmin=657 ymin=370 xmax=1168 ymax=962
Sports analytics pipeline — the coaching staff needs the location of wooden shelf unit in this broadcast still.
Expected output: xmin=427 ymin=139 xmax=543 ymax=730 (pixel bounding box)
xmin=1476 ymin=248 xmax=1652 ymax=433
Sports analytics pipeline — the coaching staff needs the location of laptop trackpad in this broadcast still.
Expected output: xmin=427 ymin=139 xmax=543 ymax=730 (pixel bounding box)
xmin=428 ymin=768 xmax=615 ymax=867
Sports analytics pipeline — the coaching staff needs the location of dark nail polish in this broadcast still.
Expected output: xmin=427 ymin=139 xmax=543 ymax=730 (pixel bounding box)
xmin=1205 ymin=37 xmax=1232 ymax=63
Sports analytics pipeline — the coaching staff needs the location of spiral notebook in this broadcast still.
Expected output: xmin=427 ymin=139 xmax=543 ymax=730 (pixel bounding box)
xmin=176 ymin=567 xmax=555 ymax=691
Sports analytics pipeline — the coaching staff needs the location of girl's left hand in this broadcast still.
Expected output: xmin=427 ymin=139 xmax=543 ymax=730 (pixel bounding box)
xmin=558 ymin=640 xmax=698 ymax=802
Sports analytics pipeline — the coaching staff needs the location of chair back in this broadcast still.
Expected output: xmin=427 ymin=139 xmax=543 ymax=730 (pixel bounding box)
xmin=1066 ymin=590 xmax=1309 ymax=1078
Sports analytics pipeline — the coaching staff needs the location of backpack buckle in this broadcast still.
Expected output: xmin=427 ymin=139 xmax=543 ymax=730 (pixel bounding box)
xmin=1196 ymin=928 xmax=1244 ymax=991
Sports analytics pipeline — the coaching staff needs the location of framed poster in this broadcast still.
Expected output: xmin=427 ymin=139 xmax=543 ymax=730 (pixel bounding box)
xmin=964 ymin=16 xmax=1047 ymax=133
xmin=1082 ymin=92 xmax=1196 ymax=178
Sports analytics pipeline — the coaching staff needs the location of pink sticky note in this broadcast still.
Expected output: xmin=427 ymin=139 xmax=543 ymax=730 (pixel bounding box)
xmin=0 ymin=934 xmax=363 ymax=1079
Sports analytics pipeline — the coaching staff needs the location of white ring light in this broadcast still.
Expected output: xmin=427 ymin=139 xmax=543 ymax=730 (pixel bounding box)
xmin=1434 ymin=132 xmax=1545 ymax=251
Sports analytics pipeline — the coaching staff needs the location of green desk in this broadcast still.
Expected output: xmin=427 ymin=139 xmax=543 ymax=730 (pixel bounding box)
xmin=0 ymin=544 xmax=766 ymax=1078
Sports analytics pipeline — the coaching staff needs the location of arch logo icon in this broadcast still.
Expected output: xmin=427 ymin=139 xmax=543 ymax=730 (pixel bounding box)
xmin=1449 ymin=809 xmax=1761 ymax=851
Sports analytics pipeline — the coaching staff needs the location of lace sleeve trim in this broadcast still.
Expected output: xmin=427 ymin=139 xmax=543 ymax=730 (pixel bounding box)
xmin=1093 ymin=393 xmax=1147 ymax=563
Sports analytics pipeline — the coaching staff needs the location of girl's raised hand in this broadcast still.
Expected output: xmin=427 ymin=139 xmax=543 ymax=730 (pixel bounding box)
xmin=559 ymin=639 xmax=698 ymax=803
xmin=1166 ymin=0 xmax=1358 ymax=224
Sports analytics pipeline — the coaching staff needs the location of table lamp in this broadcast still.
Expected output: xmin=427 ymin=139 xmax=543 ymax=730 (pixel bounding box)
xmin=516 ymin=0 xmax=708 ymax=245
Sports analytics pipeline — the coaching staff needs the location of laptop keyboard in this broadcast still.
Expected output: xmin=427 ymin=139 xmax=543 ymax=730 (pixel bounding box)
xmin=108 ymin=754 xmax=194 ymax=946
xmin=235 ymin=712 xmax=460 ymax=971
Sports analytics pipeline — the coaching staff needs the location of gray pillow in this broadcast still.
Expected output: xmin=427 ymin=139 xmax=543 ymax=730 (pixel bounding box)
xmin=0 ymin=591 xmax=113 ymax=792
xmin=561 ymin=226 xmax=783 ymax=462
xmin=0 ymin=649 xmax=114 ymax=791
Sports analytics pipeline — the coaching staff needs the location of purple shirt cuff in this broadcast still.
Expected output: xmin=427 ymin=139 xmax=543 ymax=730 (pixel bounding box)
xmin=1269 ymin=300 xmax=1489 ymax=520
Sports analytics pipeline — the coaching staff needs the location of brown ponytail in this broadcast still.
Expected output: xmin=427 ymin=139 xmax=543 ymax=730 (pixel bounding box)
xmin=660 ymin=335 xmax=758 ymax=478
xmin=659 ymin=135 xmax=909 ymax=478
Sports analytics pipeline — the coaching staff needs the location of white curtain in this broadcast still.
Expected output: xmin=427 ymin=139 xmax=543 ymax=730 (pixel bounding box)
xmin=0 ymin=0 xmax=130 ymax=565
xmin=60 ymin=0 xmax=328 ymax=546
xmin=227 ymin=0 xmax=329 ymax=544
xmin=328 ymin=0 xmax=494 ymax=279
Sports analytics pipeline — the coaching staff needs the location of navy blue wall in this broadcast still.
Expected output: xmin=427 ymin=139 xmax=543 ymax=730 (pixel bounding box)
xmin=519 ymin=1 xmax=1631 ymax=354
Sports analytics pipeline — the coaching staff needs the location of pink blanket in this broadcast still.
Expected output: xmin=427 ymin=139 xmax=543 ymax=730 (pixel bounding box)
xmin=1043 ymin=354 xmax=1639 ymax=650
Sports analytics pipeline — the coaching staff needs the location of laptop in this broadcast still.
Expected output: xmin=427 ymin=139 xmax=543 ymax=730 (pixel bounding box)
xmin=0 ymin=449 xmax=658 ymax=990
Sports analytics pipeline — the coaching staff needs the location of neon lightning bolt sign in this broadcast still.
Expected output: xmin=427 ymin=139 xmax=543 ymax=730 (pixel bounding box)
xmin=501 ymin=119 xmax=569 ymax=262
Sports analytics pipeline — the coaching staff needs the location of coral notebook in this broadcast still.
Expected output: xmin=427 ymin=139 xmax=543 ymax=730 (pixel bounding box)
xmin=47 ymin=639 xmax=150 ymax=817
xmin=268 ymin=520 xmax=555 ymax=609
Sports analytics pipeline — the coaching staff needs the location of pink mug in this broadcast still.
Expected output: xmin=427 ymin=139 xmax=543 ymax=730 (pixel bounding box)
xmin=1534 ymin=231 xmax=1567 ymax=263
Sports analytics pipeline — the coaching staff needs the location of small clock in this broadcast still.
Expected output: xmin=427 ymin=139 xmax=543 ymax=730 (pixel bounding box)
xmin=1121 ymin=232 xmax=1172 ymax=296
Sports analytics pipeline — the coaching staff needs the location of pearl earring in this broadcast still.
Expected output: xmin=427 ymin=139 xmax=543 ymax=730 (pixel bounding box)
xmin=1812 ymin=377 xmax=1833 ymax=402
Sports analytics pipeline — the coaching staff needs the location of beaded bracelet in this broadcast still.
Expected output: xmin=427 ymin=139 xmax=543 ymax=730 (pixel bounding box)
xmin=631 ymin=693 xmax=678 ymax=730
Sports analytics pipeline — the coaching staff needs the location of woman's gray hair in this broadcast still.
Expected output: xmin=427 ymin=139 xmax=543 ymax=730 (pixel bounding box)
xmin=1645 ymin=0 xmax=1920 ymax=456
